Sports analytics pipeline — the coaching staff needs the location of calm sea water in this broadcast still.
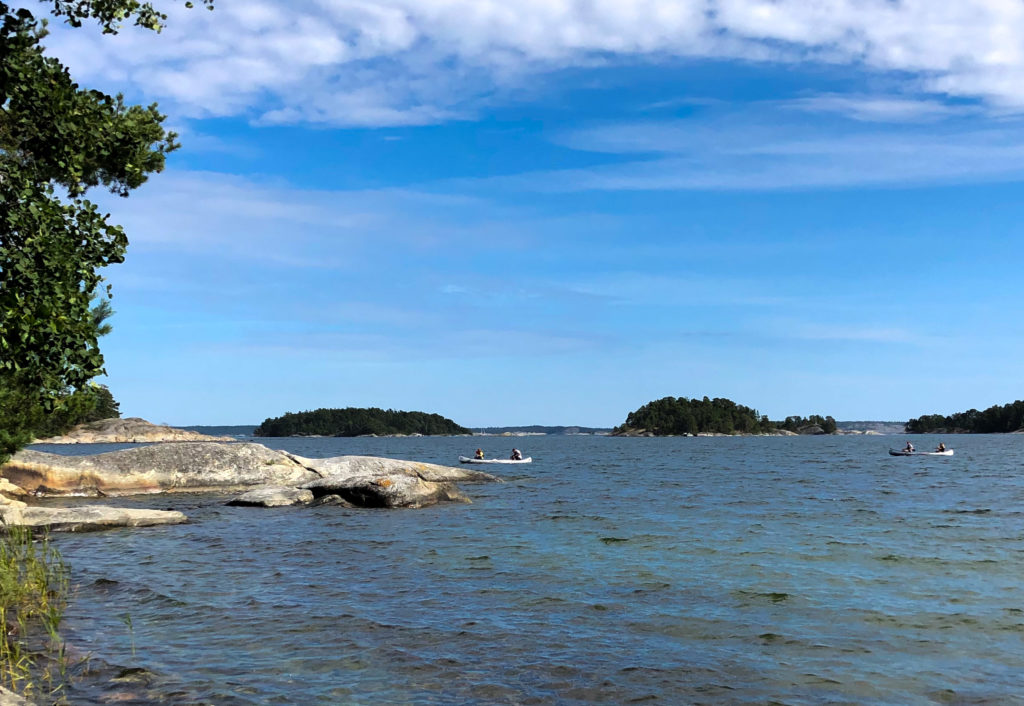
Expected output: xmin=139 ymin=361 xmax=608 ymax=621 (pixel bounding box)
xmin=30 ymin=434 xmax=1024 ymax=704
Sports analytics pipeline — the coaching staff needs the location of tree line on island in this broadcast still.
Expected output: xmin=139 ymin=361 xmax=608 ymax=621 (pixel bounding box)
xmin=905 ymin=400 xmax=1024 ymax=434
xmin=612 ymin=396 xmax=837 ymax=436
xmin=254 ymin=408 xmax=472 ymax=437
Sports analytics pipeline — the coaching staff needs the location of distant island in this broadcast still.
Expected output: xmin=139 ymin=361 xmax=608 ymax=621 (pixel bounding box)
xmin=472 ymin=425 xmax=611 ymax=435
xmin=612 ymin=396 xmax=837 ymax=436
xmin=254 ymin=408 xmax=471 ymax=437
xmin=906 ymin=400 xmax=1024 ymax=434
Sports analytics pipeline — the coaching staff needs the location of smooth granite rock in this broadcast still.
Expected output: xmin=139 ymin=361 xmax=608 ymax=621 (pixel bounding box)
xmin=0 ymin=686 xmax=30 ymax=706
xmin=287 ymin=454 xmax=501 ymax=483
xmin=0 ymin=477 xmax=27 ymax=498
xmin=1 ymin=445 xmax=499 ymax=509
xmin=2 ymin=443 xmax=318 ymax=496
xmin=0 ymin=505 xmax=187 ymax=532
xmin=227 ymin=487 xmax=314 ymax=507
xmin=303 ymin=473 xmax=470 ymax=508
xmin=33 ymin=417 xmax=235 ymax=444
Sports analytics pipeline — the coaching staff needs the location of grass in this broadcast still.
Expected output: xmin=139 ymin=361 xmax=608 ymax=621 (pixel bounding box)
xmin=0 ymin=523 xmax=70 ymax=700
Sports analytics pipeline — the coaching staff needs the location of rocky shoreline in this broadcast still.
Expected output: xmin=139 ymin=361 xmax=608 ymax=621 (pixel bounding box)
xmin=0 ymin=440 xmax=501 ymax=532
xmin=611 ymin=426 xmax=883 ymax=437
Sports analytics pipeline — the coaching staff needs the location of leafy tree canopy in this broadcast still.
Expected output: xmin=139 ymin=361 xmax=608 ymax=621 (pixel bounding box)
xmin=255 ymin=408 xmax=472 ymax=437
xmin=0 ymin=0 xmax=209 ymax=462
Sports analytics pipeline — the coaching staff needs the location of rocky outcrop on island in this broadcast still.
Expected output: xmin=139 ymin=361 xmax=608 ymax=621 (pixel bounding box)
xmin=33 ymin=417 xmax=235 ymax=444
xmin=612 ymin=427 xmax=801 ymax=437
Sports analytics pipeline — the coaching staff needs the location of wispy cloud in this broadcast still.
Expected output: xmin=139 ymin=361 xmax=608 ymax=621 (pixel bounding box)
xmin=500 ymin=105 xmax=1024 ymax=191
xmin=94 ymin=169 xmax=501 ymax=267
xmin=782 ymin=94 xmax=974 ymax=123
xmin=35 ymin=0 xmax=1024 ymax=127
xmin=784 ymin=323 xmax=922 ymax=345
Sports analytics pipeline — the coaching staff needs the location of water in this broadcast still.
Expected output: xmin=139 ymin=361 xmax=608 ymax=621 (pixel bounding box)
xmin=31 ymin=434 xmax=1024 ymax=704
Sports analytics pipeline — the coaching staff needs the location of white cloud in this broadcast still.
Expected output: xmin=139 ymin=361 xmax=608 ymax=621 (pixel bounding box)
xmin=32 ymin=0 xmax=1024 ymax=126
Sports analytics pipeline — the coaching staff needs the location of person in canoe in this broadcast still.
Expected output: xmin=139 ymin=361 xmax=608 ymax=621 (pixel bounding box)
xmin=510 ymin=448 xmax=523 ymax=460
xmin=903 ymin=441 xmax=915 ymax=453
xmin=936 ymin=442 xmax=946 ymax=452
xmin=475 ymin=448 xmax=485 ymax=460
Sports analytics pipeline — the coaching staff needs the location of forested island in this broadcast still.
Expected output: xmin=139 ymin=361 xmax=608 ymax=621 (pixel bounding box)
xmin=613 ymin=396 xmax=837 ymax=436
xmin=254 ymin=407 xmax=472 ymax=437
xmin=906 ymin=400 xmax=1024 ymax=433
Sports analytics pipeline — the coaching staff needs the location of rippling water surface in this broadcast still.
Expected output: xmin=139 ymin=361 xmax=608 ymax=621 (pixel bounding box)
xmin=34 ymin=435 xmax=1024 ymax=704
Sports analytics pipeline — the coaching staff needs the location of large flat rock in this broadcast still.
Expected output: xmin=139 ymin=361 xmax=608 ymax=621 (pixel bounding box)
xmin=287 ymin=454 xmax=501 ymax=483
xmin=0 ymin=505 xmax=187 ymax=532
xmin=2 ymin=443 xmax=318 ymax=496
xmin=1 ymin=445 xmax=501 ymax=510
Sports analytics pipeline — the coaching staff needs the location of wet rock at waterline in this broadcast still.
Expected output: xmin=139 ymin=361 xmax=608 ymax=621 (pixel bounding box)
xmin=0 ymin=505 xmax=187 ymax=532
xmin=227 ymin=487 xmax=315 ymax=507
xmin=0 ymin=686 xmax=30 ymax=706
xmin=303 ymin=473 xmax=470 ymax=508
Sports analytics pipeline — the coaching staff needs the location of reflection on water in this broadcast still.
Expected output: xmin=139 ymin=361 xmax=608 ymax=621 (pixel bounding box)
xmin=34 ymin=435 xmax=1024 ymax=704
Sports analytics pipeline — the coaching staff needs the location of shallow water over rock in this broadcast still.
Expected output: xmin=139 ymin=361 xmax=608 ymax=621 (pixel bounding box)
xmin=38 ymin=434 xmax=1024 ymax=704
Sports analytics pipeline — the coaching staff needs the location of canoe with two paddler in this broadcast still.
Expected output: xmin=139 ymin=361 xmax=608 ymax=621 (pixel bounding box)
xmin=888 ymin=448 xmax=954 ymax=456
xmin=459 ymin=456 xmax=533 ymax=464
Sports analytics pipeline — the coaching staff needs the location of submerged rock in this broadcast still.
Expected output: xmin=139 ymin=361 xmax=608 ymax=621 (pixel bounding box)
xmin=227 ymin=487 xmax=314 ymax=507
xmin=0 ymin=505 xmax=187 ymax=532
xmin=33 ymin=417 xmax=234 ymax=444
xmin=2 ymin=443 xmax=318 ymax=497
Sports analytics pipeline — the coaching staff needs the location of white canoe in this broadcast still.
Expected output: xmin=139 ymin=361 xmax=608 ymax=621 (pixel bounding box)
xmin=889 ymin=448 xmax=954 ymax=457
xmin=459 ymin=456 xmax=533 ymax=464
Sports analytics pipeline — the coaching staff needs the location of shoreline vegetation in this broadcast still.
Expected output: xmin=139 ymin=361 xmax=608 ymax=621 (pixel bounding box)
xmin=0 ymin=527 xmax=69 ymax=701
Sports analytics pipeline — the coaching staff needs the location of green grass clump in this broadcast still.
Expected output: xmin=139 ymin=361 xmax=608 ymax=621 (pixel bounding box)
xmin=0 ymin=524 xmax=70 ymax=698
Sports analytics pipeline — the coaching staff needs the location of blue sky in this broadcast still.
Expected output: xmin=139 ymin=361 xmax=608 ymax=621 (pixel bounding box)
xmin=38 ymin=0 xmax=1024 ymax=426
